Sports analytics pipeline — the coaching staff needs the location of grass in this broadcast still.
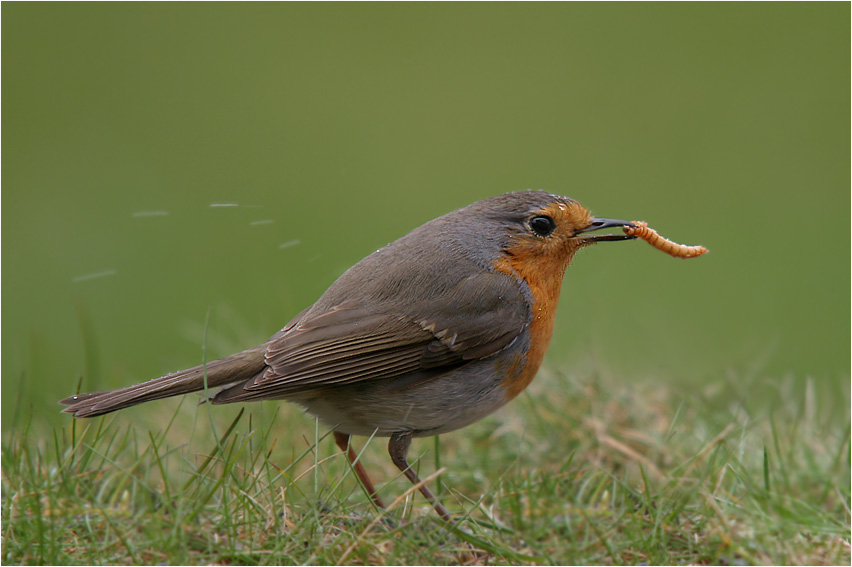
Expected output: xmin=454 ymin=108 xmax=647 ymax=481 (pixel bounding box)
xmin=2 ymin=364 xmax=849 ymax=565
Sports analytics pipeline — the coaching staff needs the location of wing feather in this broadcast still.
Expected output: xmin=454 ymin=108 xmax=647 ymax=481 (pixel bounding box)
xmin=211 ymin=270 xmax=530 ymax=403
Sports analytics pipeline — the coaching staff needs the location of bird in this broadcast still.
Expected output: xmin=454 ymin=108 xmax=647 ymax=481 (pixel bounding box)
xmin=60 ymin=190 xmax=636 ymax=521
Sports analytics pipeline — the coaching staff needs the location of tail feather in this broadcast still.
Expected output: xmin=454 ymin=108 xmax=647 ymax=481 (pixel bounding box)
xmin=60 ymin=346 xmax=267 ymax=418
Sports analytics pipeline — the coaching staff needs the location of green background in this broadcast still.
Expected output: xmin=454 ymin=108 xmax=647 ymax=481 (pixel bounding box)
xmin=3 ymin=3 xmax=848 ymax=427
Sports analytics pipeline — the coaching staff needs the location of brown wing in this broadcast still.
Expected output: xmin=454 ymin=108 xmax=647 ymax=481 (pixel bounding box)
xmin=211 ymin=270 xmax=530 ymax=403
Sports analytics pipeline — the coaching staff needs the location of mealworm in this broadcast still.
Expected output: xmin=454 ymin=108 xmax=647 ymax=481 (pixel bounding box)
xmin=624 ymin=221 xmax=708 ymax=259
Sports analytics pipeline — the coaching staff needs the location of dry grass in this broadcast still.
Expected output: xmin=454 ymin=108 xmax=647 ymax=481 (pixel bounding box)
xmin=3 ymin=364 xmax=849 ymax=565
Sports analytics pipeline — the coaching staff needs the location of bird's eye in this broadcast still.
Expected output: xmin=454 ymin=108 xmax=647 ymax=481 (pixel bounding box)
xmin=529 ymin=215 xmax=556 ymax=237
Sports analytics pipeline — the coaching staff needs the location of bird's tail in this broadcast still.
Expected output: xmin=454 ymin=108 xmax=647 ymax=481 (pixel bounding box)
xmin=59 ymin=346 xmax=267 ymax=418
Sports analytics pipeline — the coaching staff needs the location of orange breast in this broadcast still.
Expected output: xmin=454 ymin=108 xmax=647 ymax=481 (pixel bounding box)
xmin=489 ymin=199 xmax=591 ymax=400
xmin=491 ymin=246 xmax=572 ymax=400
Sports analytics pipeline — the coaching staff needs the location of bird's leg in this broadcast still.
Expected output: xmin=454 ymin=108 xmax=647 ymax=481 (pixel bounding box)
xmin=388 ymin=431 xmax=452 ymax=522
xmin=333 ymin=431 xmax=387 ymax=509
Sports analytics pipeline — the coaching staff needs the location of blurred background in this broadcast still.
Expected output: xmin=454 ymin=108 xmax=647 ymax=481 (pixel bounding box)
xmin=3 ymin=3 xmax=848 ymax=428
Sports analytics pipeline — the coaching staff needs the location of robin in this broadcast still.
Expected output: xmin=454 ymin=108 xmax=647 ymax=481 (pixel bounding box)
xmin=60 ymin=190 xmax=636 ymax=521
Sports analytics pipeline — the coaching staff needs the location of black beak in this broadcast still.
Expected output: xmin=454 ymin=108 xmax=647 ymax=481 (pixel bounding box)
xmin=575 ymin=217 xmax=636 ymax=243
